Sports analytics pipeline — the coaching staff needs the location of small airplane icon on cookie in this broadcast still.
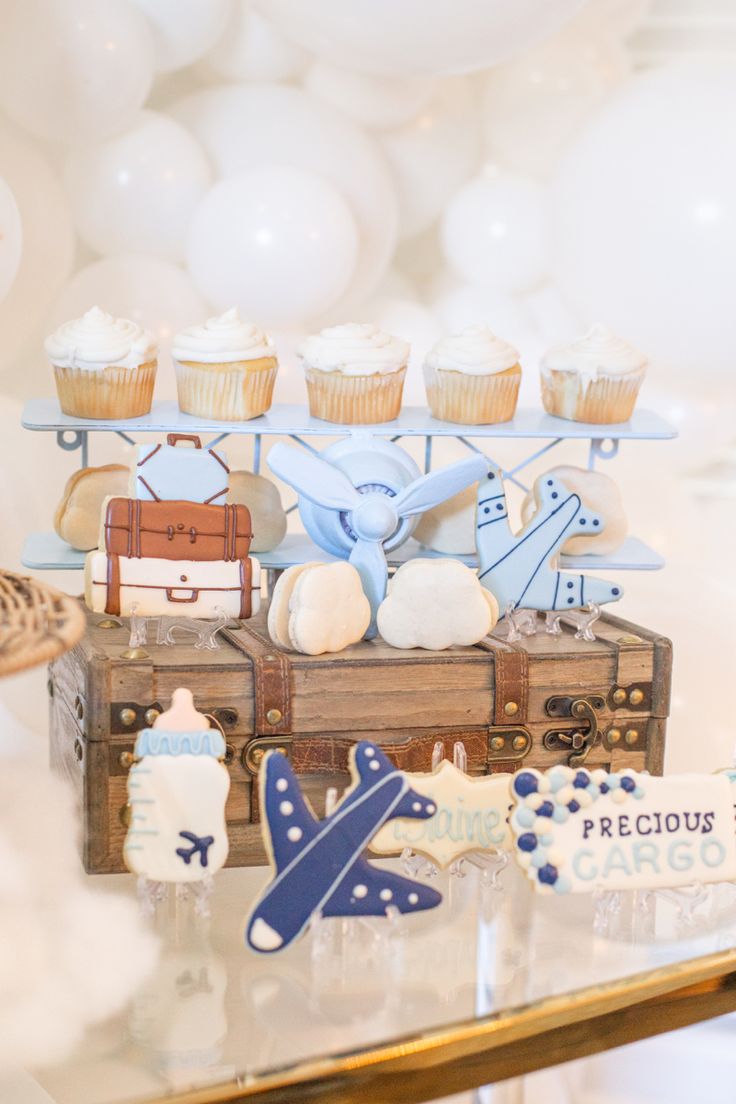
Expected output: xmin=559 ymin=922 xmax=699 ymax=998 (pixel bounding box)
xmin=245 ymin=741 xmax=442 ymax=953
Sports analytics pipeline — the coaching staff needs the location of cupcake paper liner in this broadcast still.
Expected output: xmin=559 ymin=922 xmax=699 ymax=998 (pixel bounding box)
xmin=305 ymin=365 xmax=406 ymax=424
xmin=54 ymin=361 xmax=157 ymax=420
xmin=541 ymin=368 xmax=644 ymax=424
xmin=175 ymin=357 xmax=278 ymax=421
xmin=423 ymin=363 xmax=521 ymax=425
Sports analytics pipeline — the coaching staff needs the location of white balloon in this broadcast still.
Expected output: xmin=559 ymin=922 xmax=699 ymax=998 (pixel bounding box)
xmin=482 ymin=31 xmax=628 ymax=177
xmin=47 ymin=256 xmax=211 ymax=399
xmin=129 ymin=0 xmax=231 ymax=72
xmin=380 ymin=78 xmax=482 ymax=240
xmin=431 ymin=282 xmax=533 ymax=348
xmin=0 ymin=125 xmax=74 ymax=381
xmin=64 ymin=111 xmax=212 ymax=264
xmin=441 ymin=168 xmax=548 ymax=294
xmin=254 ymin=0 xmax=584 ymax=77
xmin=203 ymin=2 xmax=307 ymax=82
xmin=0 ymin=0 xmax=154 ymax=144
xmin=172 ymin=84 xmax=398 ymax=307
xmin=305 ymin=63 xmax=435 ymax=129
xmin=0 ymin=179 xmax=22 ymax=305
xmin=187 ymin=168 xmax=359 ymax=328
xmin=549 ymin=62 xmax=736 ymax=376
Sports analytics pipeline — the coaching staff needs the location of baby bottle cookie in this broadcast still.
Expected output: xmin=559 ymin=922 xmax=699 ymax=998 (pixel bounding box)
xmin=124 ymin=688 xmax=230 ymax=884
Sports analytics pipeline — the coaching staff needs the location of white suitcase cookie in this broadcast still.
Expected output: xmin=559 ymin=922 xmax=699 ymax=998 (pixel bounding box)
xmin=84 ymin=551 xmax=260 ymax=619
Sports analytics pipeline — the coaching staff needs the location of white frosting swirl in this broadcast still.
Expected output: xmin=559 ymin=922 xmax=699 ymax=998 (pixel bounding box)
xmin=425 ymin=325 xmax=519 ymax=376
xmin=173 ymin=308 xmax=274 ymax=364
xmin=299 ymin=323 xmax=409 ymax=376
xmin=45 ymin=306 xmax=156 ymax=371
xmin=541 ymin=324 xmax=647 ymax=380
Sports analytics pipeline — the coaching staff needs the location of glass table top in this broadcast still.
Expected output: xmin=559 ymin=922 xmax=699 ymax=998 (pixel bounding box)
xmin=19 ymin=861 xmax=736 ymax=1104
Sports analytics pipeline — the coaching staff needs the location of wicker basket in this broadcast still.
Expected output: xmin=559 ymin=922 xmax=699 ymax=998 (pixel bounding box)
xmin=0 ymin=570 xmax=85 ymax=678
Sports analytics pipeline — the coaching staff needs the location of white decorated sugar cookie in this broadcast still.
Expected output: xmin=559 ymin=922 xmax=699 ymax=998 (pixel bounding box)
xmin=228 ymin=471 xmax=287 ymax=552
xmin=124 ymin=689 xmax=230 ymax=884
xmin=268 ymin=561 xmax=370 ymax=654
xmin=414 ymin=485 xmax=477 ymax=555
xmin=377 ymin=559 xmax=498 ymax=650
xmin=371 ymin=760 xmax=511 ymax=867
xmin=509 ymin=766 xmax=736 ymax=895
xmin=521 ymin=466 xmax=627 ymax=556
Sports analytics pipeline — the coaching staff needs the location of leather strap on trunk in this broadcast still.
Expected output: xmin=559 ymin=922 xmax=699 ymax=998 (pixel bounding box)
xmin=475 ymin=636 xmax=529 ymax=724
xmin=106 ymin=554 xmax=121 ymax=616
xmin=289 ymin=729 xmax=489 ymax=774
xmin=223 ymin=623 xmax=292 ymax=736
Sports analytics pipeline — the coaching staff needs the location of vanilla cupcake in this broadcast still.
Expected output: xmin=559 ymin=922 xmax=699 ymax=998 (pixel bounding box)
xmin=423 ymin=325 xmax=521 ymax=424
xmin=46 ymin=307 xmax=157 ymax=420
xmin=173 ymin=308 xmax=277 ymax=421
xmin=540 ymin=325 xmax=647 ymax=424
xmin=299 ymin=323 xmax=409 ymax=424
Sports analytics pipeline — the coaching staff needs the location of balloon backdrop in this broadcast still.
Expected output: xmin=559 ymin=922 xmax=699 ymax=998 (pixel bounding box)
xmin=204 ymin=2 xmax=307 ymax=82
xmin=441 ymin=168 xmax=547 ymax=294
xmin=0 ymin=179 xmax=22 ymax=306
xmin=129 ymin=0 xmax=231 ymax=72
xmin=254 ymin=0 xmax=585 ymax=77
xmin=481 ymin=30 xmax=628 ymax=177
xmin=549 ymin=62 xmax=736 ymax=374
xmin=172 ymin=83 xmax=398 ymax=308
xmin=380 ymin=78 xmax=481 ymax=240
xmin=0 ymin=125 xmax=75 ymax=375
xmin=187 ymin=167 xmax=359 ymax=327
xmin=305 ymin=64 xmax=435 ymax=129
xmin=0 ymin=0 xmax=154 ymax=144
xmin=64 ymin=111 xmax=212 ymax=263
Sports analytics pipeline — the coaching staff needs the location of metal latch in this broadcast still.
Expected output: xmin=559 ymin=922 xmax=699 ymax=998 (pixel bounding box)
xmin=487 ymin=726 xmax=532 ymax=764
xmin=544 ymin=695 xmax=605 ymax=767
xmin=242 ymin=736 xmax=293 ymax=775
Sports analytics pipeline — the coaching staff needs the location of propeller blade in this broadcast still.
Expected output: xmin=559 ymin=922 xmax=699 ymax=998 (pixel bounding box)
xmin=267 ymin=442 xmax=361 ymax=512
xmin=349 ymin=538 xmax=389 ymax=639
xmin=393 ymin=454 xmax=489 ymax=518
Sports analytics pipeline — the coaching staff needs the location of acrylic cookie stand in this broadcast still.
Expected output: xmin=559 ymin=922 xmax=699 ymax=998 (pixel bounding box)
xmin=114 ymin=604 xmax=232 ymax=660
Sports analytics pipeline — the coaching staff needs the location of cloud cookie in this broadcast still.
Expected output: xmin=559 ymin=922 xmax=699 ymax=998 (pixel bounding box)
xmin=377 ymin=559 xmax=498 ymax=651
xmin=268 ymin=562 xmax=370 ymax=655
xmin=228 ymin=471 xmax=287 ymax=553
xmin=521 ymin=466 xmax=627 ymax=556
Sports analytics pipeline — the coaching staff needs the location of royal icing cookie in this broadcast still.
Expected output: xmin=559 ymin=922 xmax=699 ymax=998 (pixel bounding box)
xmin=413 ymin=485 xmax=477 ymax=555
xmin=53 ymin=464 xmax=130 ymax=551
xmin=134 ymin=434 xmax=229 ymax=505
xmin=377 ymin=559 xmax=498 ymax=650
xmin=476 ymin=467 xmax=623 ymax=612
xmin=228 ymin=471 xmax=287 ymax=553
xmin=509 ymin=765 xmax=736 ymax=895
xmin=268 ymin=561 xmax=370 ymax=654
xmin=521 ymin=466 xmax=627 ymax=557
xmin=245 ymin=741 xmax=442 ymax=953
xmin=124 ymin=689 xmax=230 ymax=884
xmin=371 ymin=760 xmax=511 ymax=867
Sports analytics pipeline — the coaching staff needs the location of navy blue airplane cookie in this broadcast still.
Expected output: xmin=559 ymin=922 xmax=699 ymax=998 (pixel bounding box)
xmin=245 ymin=741 xmax=442 ymax=953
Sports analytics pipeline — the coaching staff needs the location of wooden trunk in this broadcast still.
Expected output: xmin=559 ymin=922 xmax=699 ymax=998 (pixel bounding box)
xmin=49 ymin=602 xmax=672 ymax=874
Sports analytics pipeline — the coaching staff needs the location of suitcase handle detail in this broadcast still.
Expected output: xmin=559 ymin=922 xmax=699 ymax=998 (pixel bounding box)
xmin=166 ymin=433 xmax=202 ymax=448
xmin=165 ymin=588 xmax=200 ymax=602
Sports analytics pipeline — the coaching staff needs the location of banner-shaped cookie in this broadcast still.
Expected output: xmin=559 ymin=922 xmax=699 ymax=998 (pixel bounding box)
xmin=371 ymin=760 xmax=511 ymax=867
xmin=510 ymin=766 xmax=736 ymax=895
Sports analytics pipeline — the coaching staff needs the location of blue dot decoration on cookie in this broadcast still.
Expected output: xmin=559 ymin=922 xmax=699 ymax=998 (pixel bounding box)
xmin=484 ymin=506 xmax=490 ymax=514
xmin=513 ymin=772 xmax=538 ymax=798
xmin=511 ymin=766 xmax=647 ymax=894
xmin=612 ymin=587 xmax=620 ymax=596
xmin=517 ymin=832 xmax=538 ymax=853
xmin=487 ymin=472 xmax=495 ymax=480
xmin=538 ymin=864 xmax=558 ymax=886
xmin=593 ymin=519 xmax=600 ymax=527
xmin=497 ymin=503 xmax=504 ymax=511
xmin=567 ymin=581 xmax=574 ymax=589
